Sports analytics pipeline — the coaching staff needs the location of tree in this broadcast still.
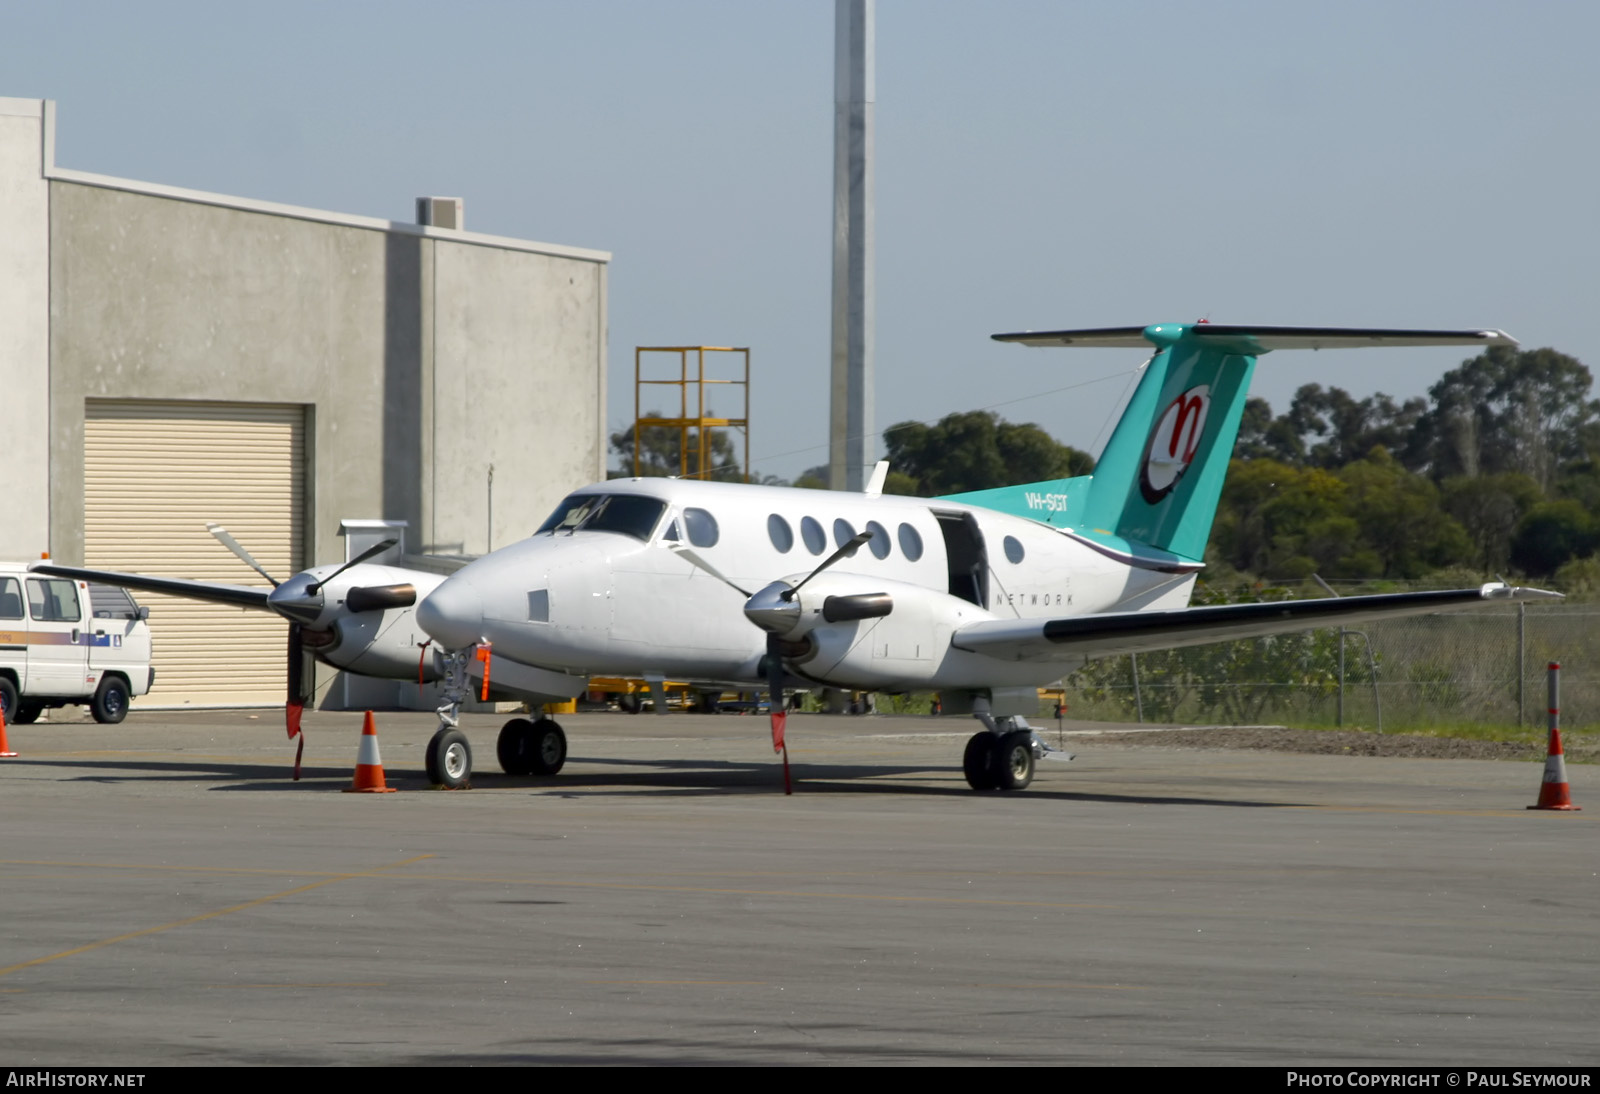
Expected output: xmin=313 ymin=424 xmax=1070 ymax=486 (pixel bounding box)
xmin=881 ymin=411 xmax=1093 ymax=496
xmin=1440 ymin=473 xmax=1542 ymax=574
xmin=1407 ymin=347 xmax=1599 ymax=489
xmin=609 ymin=413 xmax=744 ymax=482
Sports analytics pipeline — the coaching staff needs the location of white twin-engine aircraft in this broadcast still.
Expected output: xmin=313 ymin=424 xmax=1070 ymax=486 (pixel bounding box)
xmin=409 ymin=322 xmax=1559 ymax=792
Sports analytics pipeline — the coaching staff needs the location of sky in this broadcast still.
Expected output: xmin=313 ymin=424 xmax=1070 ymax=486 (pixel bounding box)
xmin=5 ymin=0 xmax=1595 ymax=482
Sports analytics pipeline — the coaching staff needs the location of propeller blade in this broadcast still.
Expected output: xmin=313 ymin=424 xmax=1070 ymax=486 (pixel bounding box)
xmin=670 ymin=546 xmax=752 ymax=597
xmin=305 ymin=538 xmax=398 ymax=596
xmin=286 ymin=622 xmax=308 ymax=780
xmin=207 ymin=522 xmax=280 ymax=587
xmin=785 ymin=531 xmax=873 ymax=601
xmin=766 ymin=634 xmax=787 ymax=718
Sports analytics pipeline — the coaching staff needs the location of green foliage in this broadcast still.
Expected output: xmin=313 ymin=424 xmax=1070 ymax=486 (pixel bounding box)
xmin=882 ymin=410 xmax=1093 ymax=496
xmin=610 ymin=413 xmax=744 ymax=482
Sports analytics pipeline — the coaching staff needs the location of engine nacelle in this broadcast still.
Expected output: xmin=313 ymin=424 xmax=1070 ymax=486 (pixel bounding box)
xmin=779 ymin=575 xmax=993 ymax=691
xmin=321 ymin=607 xmax=440 ymax=681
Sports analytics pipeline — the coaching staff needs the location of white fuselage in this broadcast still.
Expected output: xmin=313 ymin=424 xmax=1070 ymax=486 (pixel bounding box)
xmin=416 ymin=478 xmax=1196 ymax=694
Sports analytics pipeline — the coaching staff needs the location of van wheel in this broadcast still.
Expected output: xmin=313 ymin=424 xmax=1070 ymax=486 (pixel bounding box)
xmin=0 ymin=677 xmax=17 ymax=723
xmin=12 ymin=702 xmax=43 ymax=725
xmin=91 ymin=676 xmax=130 ymax=725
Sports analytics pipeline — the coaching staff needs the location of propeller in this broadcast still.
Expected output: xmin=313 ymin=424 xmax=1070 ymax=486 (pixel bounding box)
xmin=205 ymin=527 xmax=400 ymax=772
xmin=673 ymin=528 xmax=895 ymax=794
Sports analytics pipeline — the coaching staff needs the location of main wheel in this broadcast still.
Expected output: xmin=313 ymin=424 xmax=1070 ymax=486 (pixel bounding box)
xmin=426 ymin=727 xmax=473 ymax=789
xmin=90 ymin=676 xmax=130 ymax=725
xmin=993 ymin=730 xmax=1036 ymax=791
xmin=0 ymin=677 xmax=17 ymax=724
xmin=529 ymin=719 xmax=567 ymax=776
xmin=962 ymin=732 xmax=999 ymax=791
xmin=497 ymin=718 xmax=537 ymax=776
xmin=12 ymin=702 xmax=43 ymax=725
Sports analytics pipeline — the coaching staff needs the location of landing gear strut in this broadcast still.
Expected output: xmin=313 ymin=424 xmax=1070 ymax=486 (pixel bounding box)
xmin=426 ymin=649 xmax=474 ymax=788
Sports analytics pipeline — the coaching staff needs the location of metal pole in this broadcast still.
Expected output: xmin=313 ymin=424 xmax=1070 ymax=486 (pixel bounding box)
xmin=829 ymin=0 xmax=875 ymax=490
xmin=1131 ymin=653 xmax=1144 ymax=723
xmin=1548 ymin=660 xmax=1559 ymax=739
xmin=1518 ymin=602 xmax=1526 ymax=726
xmin=1337 ymin=627 xmax=1346 ymax=728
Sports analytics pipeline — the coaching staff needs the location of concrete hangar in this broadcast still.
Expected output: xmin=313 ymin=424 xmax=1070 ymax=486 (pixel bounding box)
xmin=0 ymin=98 xmax=610 ymax=709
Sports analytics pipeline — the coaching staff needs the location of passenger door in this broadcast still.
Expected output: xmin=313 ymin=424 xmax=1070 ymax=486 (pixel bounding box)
xmin=25 ymin=577 xmax=91 ymax=697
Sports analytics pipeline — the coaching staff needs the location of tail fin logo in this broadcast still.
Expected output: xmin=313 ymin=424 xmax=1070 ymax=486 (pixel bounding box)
xmin=1139 ymin=385 xmax=1210 ymax=503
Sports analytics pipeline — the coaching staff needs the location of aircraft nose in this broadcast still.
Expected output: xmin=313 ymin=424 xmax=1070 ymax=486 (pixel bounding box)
xmin=417 ymin=577 xmax=487 ymax=649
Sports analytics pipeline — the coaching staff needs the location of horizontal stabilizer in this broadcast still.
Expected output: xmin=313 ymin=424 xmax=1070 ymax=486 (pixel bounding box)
xmin=30 ymin=563 xmax=272 ymax=611
xmin=992 ymin=324 xmax=1517 ymax=352
xmin=952 ymin=584 xmax=1559 ymax=665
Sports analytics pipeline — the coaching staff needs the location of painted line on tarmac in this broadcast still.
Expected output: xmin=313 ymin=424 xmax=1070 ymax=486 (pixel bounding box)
xmin=0 ymin=853 xmax=435 ymax=980
xmin=204 ymin=982 xmax=390 ymax=990
xmin=588 ymin=985 xmax=768 ymax=991
xmin=1360 ymin=991 xmax=1530 ymax=1002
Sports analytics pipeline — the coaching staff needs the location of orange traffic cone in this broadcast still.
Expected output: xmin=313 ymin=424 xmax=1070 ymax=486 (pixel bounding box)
xmin=344 ymin=711 xmax=397 ymax=793
xmin=0 ymin=704 xmax=17 ymax=758
xmin=1528 ymin=726 xmax=1580 ymax=811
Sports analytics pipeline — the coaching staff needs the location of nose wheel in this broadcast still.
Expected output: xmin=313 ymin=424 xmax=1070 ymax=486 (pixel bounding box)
xmin=426 ymin=727 xmax=473 ymax=789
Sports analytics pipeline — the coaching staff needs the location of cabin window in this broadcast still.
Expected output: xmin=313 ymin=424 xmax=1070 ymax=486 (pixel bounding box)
xmin=580 ymin=495 xmax=668 ymax=542
xmin=897 ymin=523 xmax=924 ymax=562
xmin=0 ymin=578 xmax=22 ymax=620
xmin=27 ymin=578 xmax=81 ymax=623
xmin=865 ymin=521 xmax=891 ymax=559
xmin=684 ymin=507 xmax=720 ymax=548
xmin=800 ymin=516 xmax=826 ymax=555
xmin=767 ymin=514 xmax=794 ymax=553
xmin=1003 ymin=535 xmax=1025 ymax=564
xmin=833 ymin=518 xmax=857 ymax=550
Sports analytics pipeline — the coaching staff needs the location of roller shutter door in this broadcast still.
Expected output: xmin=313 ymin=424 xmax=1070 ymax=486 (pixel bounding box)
xmin=84 ymin=400 xmax=306 ymax=707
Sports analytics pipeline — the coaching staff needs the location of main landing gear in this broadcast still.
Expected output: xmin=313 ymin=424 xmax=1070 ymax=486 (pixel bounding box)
xmin=963 ymin=728 xmax=1039 ymax=791
xmin=961 ymin=700 xmax=1069 ymax=791
xmin=422 ymin=647 xmax=571 ymax=789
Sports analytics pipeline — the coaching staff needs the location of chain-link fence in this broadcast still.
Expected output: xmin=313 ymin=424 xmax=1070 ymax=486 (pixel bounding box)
xmin=1060 ymin=601 xmax=1600 ymax=730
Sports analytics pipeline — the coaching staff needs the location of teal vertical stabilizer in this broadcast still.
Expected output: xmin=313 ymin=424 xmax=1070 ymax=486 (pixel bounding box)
xmin=985 ymin=321 xmax=1517 ymax=564
xmin=1084 ymin=325 xmax=1257 ymax=562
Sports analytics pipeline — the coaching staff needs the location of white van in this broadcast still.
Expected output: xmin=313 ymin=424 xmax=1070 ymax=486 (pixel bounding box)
xmin=0 ymin=563 xmax=154 ymax=724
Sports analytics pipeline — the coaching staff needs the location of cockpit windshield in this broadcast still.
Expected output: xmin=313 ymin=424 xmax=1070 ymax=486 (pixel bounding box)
xmin=535 ymin=493 xmax=667 ymax=542
xmin=537 ymin=494 xmax=601 ymax=534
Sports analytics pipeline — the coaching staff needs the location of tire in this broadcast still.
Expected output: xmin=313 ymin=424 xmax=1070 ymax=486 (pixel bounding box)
xmin=91 ymin=676 xmax=130 ymax=725
xmin=426 ymin=727 xmax=473 ymax=789
xmin=529 ymin=719 xmax=567 ymax=776
xmin=497 ymin=718 xmax=537 ymax=776
xmin=0 ymin=677 xmax=17 ymax=724
xmin=12 ymin=702 xmax=43 ymax=725
xmin=697 ymin=690 xmax=721 ymax=714
xmin=617 ymin=692 xmax=641 ymax=715
xmin=992 ymin=730 xmax=1036 ymax=792
xmin=962 ymin=732 xmax=999 ymax=791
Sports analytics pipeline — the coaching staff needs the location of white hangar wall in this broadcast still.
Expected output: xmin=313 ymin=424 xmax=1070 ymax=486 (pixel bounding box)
xmin=1 ymin=98 xmax=609 ymax=706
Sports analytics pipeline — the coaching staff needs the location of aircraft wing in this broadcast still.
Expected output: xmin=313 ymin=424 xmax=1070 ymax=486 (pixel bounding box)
xmin=30 ymin=563 xmax=272 ymax=610
xmin=991 ymin=325 xmax=1517 ymax=351
xmin=951 ymin=584 xmax=1558 ymax=664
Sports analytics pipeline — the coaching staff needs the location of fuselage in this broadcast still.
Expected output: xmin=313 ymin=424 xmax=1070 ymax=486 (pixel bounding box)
xmin=415 ymin=477 xmax=1196 ymax=693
